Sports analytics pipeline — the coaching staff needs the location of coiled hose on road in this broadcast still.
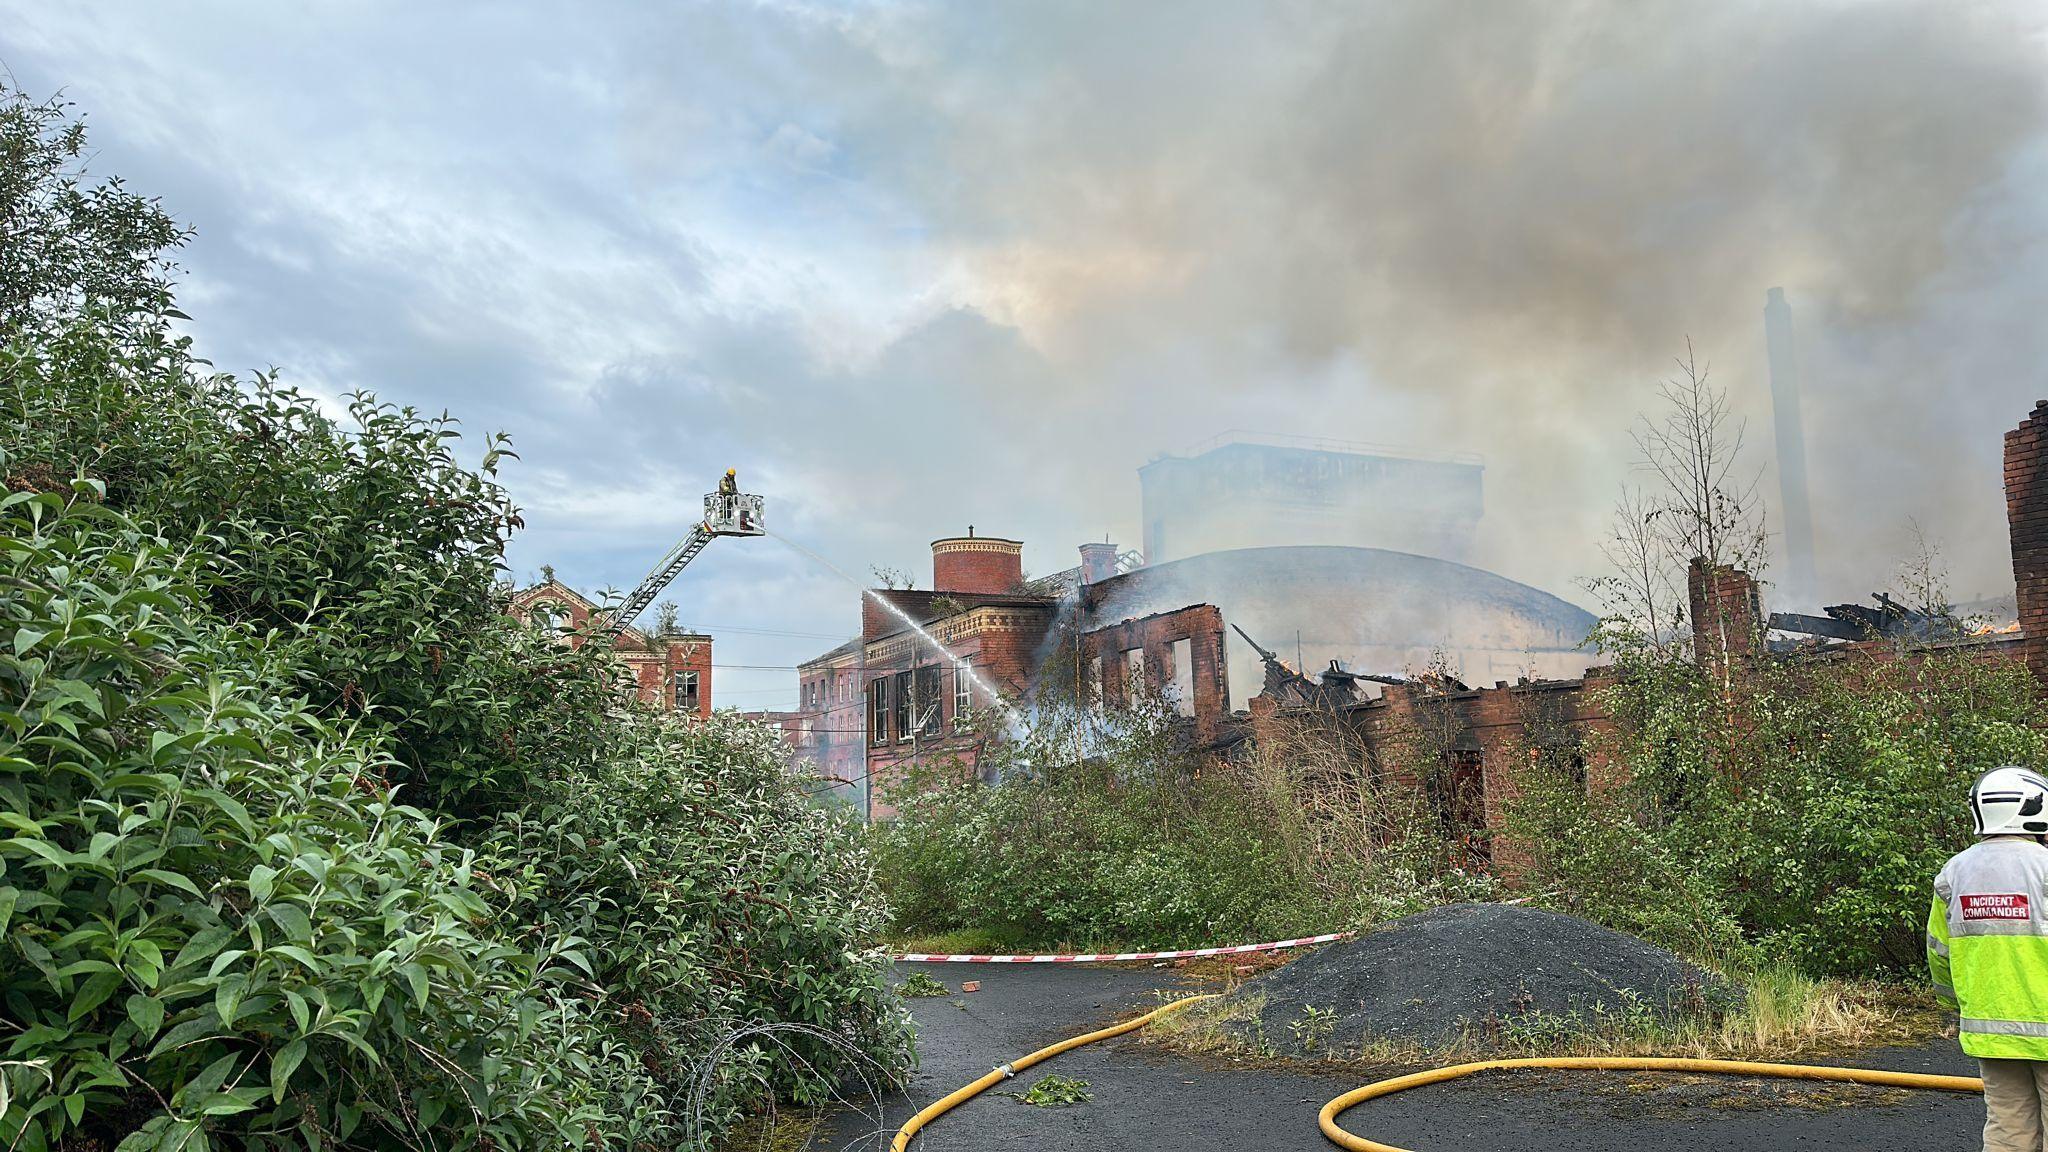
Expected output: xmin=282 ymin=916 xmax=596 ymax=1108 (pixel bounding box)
xmin=890 ymin=995 xmax=1985 ymax=1152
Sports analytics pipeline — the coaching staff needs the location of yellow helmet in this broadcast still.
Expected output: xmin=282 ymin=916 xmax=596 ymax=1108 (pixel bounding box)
xmin=725 ymin=468 xmax=736 ymax=476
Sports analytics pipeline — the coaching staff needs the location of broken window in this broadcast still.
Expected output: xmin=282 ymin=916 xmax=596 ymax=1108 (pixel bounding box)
xmin=1125 ymin=647 xmax=1145 ymax=702
xmin=954 ymin=658 xmax=973 ymax=723
xmin=913 ymin=665 xmax=942 ymax=736
xmin=1430 ymin=750 xmax=1490 ymax=868
xmin=673 ymin=670 xmax=700 ymax=713
xmin=1088 ymin=655 xmax=1103 ymax=711
xmin=893 ymin=669 xmax=913 ymax=741
xmin=868 ymin=678 xmax=889 ymax=745
xmin=1169 ymin=637 xmax=1194 ymax=717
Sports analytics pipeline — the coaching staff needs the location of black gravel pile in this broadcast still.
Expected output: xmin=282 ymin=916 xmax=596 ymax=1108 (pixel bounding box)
xmin=1235 ymin=903 xmax=1731 ymax=1055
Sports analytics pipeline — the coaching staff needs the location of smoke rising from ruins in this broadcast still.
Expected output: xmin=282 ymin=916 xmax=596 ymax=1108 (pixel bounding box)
xmin=792 ymin=1 xmax=2047 ymax=607
xmin=4 ymin=2 xmax=2046 ymax=705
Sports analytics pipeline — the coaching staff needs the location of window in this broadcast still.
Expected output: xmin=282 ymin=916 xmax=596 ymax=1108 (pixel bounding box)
xmin=528 ymin=599 xmax=565 ymax=633
xmin=915 ymin=665 xmax=942 ymax=736
xmin=954 ymin=659 xmax=973 ymax=721
xmin=1087 ymin=656 xmax=1103 ymax=711
xmin=1125 ymin=647 xmax=1145 ymax=702
xmin=1169 ymin=638 xmax=1194 ymax=717
xmin=868 ymin=679 xmax=889 ymax=745
xmin=893 ymin=670 xmax=914 ymax=742
xmin=673 ymin=670 xmax=700 ymax=713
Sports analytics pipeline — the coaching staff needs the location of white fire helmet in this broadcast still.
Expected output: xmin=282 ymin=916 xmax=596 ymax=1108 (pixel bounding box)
xmin=1971 ymin=766 xmax=2048 ymax=837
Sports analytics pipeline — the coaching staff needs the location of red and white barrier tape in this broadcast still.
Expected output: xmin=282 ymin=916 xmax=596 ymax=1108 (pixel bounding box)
xmin=893 ymin=931 xmax=1354 ymax=964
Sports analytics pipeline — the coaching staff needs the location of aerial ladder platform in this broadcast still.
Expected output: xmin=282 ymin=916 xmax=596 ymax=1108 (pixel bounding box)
xmin=596 ymin=483 xmax=764 ymax=640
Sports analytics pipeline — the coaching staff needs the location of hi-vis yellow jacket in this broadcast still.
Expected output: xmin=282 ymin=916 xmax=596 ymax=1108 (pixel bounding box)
xmin=1930 ymin=837 xmax=2048 ymax=1059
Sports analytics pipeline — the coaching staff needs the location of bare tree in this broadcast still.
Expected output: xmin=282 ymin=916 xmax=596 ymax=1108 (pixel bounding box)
xmin=1585 ymin=485 xmax=1680 ymax=655
xmin=1632 ymin=341 xmax=1771 ymax=579
xmin=1597 ymin=342 xmax=1771 ymax=680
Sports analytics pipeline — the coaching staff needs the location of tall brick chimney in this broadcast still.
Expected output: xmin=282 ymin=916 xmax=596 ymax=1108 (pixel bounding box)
xmin=931 ymin=533 xmax=1024 ymax=595
xmin=2006 ymin=401 xmax=2048 ymax=683
xmin=1078 ymin=542 xmax=1118 ymax=585
xmin=1688 ymin=558 xmax=1761 ymax=680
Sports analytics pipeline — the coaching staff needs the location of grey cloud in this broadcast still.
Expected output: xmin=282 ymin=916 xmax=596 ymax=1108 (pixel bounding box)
xmin=4 ymin=0 xmax=2044 ymax=710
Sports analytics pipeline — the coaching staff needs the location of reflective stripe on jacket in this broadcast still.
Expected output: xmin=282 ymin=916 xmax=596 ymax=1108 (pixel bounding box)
xmin=1932 ymin=837 xmax=2048 ymax=1060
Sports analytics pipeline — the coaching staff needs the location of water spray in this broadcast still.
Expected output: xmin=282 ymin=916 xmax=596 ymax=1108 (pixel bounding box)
xmin=765 ymin=529 xmax=1022 ymax=727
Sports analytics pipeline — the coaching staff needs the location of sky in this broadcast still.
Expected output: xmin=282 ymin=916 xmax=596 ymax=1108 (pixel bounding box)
xmin=5 ymin=2 xmax=2046 ymax=710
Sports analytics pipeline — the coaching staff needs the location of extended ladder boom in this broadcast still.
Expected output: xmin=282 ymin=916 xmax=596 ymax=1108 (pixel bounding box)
xmin=597 ymin=489 xmax=765 ymax=639
xmin=602 ymin=526 xmax=715 ymax=637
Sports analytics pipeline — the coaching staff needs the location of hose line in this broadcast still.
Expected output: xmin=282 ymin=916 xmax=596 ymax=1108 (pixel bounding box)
xmin=888 ymin=993 xmax=1220 ymax=1152
xmin=1318 ymin=1056 xmax=1983 ymax=1152
xmin=890 ymin=995 xmax=1985 ymax=1152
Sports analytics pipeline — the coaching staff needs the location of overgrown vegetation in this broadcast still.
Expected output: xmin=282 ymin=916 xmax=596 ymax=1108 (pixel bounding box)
xmin=873 ymin=694 xmax=1494 ymax=950
xmin=896 ymin=973 xmax=949 ymax=999
xmin=0 ymin=84 xmax=907 ymax=1150
xmin=876 ymin=335 xmax=2042 ymax=1016
xmin=1512 ymin=347 xmax=2047 ymax=978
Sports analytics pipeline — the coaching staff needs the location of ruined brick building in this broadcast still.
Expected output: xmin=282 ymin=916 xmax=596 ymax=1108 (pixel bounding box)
xmin=508 ymin=579 xmax=715 ymax=718
xmin=1242 ymin=398 xmax=2048 ymax=869
xmin=794 ymin=533 xmax=1231 ymax=819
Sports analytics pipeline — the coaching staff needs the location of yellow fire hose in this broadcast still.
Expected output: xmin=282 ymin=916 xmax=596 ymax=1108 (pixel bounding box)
xmin=891 ymin=994 xmax=1985 ymax=1152
xmin=888 ymin=992 xmax=1221 ymax=1151
xmin=1318 ymin=1056 xmax=1984 ymax=1152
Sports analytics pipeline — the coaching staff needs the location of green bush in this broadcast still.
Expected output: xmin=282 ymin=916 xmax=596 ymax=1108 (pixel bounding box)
xmin=0 ymin=80 xmax=909 ymax=1149
xmin=1508 ymin=648 xmax=2046 ymax=976
xmin=477 ymin=713 xmax=913 ymax=1136
xmin=0 ymin=489 xmax=650 ymax=1150
xmin=873 ymin=702 xmax=1489 ymax=949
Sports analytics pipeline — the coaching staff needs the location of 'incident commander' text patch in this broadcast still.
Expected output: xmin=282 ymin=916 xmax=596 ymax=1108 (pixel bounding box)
xmin=1964 ymin=893 xmax=2032 ymax=921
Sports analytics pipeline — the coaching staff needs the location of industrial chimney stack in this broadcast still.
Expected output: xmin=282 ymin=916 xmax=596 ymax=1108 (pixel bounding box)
xmin=1764 ymin=287 xmax=1818 ymax=608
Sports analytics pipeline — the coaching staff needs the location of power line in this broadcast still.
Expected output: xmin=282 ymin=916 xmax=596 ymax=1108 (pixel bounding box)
xmin=687 ymin=623 xmax=852 ymax=640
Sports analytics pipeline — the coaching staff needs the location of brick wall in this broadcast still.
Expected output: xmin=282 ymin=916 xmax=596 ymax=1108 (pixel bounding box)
xmin=1080 ymin=603 xmax=1230 ymax=743
xmin=1687 ymin=558 xmax=1761 ymax=681
xmin=507 ymin=580 xmax=712 ymax=716
xmin=931 ymin=536 xmax=1024 ymax=594
xmin=1079 ymin=542 xmax=1119 ymax=585
xmin=2009 ymin=401 xmax=2048 ymax=682
xmin=859 ymin=602 xmax=1056 ymax=820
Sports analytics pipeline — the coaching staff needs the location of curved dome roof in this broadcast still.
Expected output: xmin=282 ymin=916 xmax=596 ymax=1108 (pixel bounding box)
xmin=1085 ymin=546 xmax=1598 ymax=691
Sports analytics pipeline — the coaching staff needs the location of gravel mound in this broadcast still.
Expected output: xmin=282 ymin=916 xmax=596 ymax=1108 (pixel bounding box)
xmin=1235 ymin=903 xmax=1731 ymax=1054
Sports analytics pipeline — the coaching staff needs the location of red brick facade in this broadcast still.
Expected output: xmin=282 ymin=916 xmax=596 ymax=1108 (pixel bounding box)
xmin=2009 ymin=401 xmax=2048 ymax=683
xmin=797 ymin=536 xmax=1243 ymax=820
xmin=931 ymin=535 xmax=1025 ymax=595
xmin=1080 ymin=603 xmax=1231 ymax=743
xmin=507 ymin=580 xmax=714 ymax=718
xmin=857 ymin=591 xmax=1056 ymax=820
xmin=1687 ymin=559 xmax=1764 ymax=681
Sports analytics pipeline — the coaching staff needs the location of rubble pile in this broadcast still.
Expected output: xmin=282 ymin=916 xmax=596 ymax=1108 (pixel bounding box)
xmin=1236 ymin=903 xmax=1730 ymax=1055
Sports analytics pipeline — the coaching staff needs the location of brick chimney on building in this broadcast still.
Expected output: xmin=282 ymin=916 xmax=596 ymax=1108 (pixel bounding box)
xmin=2006 ymin=401 xmax=2048 ymax=683
xmin=932 ymin=530 xmax=1024 ymax=595
xmin=1078 ymin=541 xmax=1118 ymax=585
xmin=1688 ymin=558 xmax=1762 ymax=681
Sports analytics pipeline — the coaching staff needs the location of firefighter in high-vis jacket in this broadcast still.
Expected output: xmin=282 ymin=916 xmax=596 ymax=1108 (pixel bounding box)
xmin=1931 ymin=765 xmax=2048 ymax=1151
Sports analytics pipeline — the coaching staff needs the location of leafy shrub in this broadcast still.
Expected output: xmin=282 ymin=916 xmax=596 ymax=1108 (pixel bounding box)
xmin=0 ymin=79 xmax=910 ymax=1149
xmin=1509 ymin=647 xmax=2047 ymax=976
xmin=476 ymin=714 xmax=913 ymax=1137
xmin=0 ymin=489 xmax=651 ymax=1150
xmin=874 ymin=701 xmax=1489 ymax=949
xmin=1010 ymin=1075 xmax=1090 ymax=1107
xmin=4 ymin=334 xmax=612 ymax=822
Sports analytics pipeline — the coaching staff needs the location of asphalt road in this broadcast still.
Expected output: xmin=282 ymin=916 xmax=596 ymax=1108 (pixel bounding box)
xmin=816 ymin=960 xmax=1985 ymax=1152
